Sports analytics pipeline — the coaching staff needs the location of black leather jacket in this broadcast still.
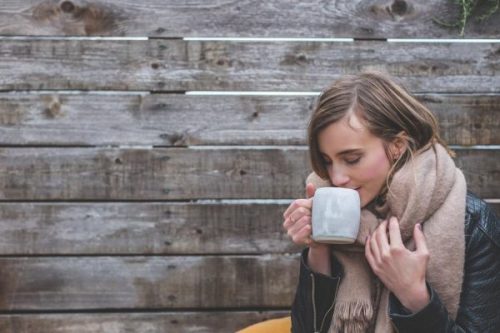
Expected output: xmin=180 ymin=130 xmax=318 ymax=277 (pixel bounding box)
xmin=291 ymin=192 xmax=500 ymax=333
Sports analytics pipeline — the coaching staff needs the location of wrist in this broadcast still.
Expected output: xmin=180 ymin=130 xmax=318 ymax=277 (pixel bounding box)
xmin=307 ymin=244 xmax=331 ymax=275
xmin=309 ymin=242 xmax=330 ymax=253
xmin=397 ymin=281 xmax=430 ymax=313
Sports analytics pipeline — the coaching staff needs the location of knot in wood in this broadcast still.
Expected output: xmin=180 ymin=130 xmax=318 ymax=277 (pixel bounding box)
xmin=162 ymin=132 xmax=186 ymax=146
xmin=60 ymin=1 xmax=75 ymax=13
xmin=44 ymin=99 xmax=62 ymax=118
xmin=391 ymin=0 xmax=408 ymax=16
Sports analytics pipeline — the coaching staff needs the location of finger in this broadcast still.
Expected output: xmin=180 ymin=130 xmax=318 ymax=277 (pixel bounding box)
xmin=294 ymin=224 xmax=313 ymax=245
xmin=413 ymin=223 xmax=429 ymax=254
xmin=388 ymin=216 xmax=404 ymax=248
xmin=284 ymin=207 xmax=310 ymax=230
xmin=283 ymin=199 xmax=312 ymax=219
xmin=288 ymin=215 xmax=311 ymax=235
xmin=370 ymin=228 xmax=382 ymax=263
xmin=282 ymin=215 xmax=294 ymax=230
xmin=282 ymin=201 xmax=296 ymax=219
xmin=374 ymin=220 xmax=390 ymax=257
xmin=365 ymin=235 xmax=376 ymax=269
xmin=306 ymin=183 xmax=316 ymax=199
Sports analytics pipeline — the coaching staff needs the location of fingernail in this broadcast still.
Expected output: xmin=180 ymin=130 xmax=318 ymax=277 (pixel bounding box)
xmin=417 ymin=223 xmax=422 ymax=230
xmin=365 ymin=235 xmax=369 ymax=242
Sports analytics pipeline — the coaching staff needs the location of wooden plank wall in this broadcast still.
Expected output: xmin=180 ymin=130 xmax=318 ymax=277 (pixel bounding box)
xmin=0 ymin=0 xmax=499 ymax=332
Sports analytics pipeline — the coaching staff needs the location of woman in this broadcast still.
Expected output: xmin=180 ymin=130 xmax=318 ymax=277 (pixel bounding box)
xmin=283 ymin=71 xmax=499 ymax=332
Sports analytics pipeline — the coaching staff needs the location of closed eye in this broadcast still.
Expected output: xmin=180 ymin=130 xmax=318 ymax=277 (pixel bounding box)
xmin=345 ymin=157 xmax=361 ymax=165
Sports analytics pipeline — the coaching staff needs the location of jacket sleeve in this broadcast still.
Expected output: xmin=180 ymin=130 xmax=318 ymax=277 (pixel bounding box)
xmin=389 ymin=202 xmax=500 ymax=332
xmin=291 ymin=247 xmax=343 ymax=333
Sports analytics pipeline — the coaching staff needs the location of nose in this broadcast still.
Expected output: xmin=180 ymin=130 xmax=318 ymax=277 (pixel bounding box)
xmin=329 ymin=165 xmax=350 ymax=187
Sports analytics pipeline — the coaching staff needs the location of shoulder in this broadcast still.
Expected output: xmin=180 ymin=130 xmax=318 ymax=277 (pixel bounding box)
xmin=465 ymin=191 xmax=499 ymax=249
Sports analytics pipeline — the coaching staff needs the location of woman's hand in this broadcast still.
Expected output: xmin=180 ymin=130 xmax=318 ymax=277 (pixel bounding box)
xmin=365 ymin=216 xmax=430 ymax=313
xmin=282 ymin=183 xmax=316 ymax=246
xmin=283 ymin=183 xmax=331 ymax=275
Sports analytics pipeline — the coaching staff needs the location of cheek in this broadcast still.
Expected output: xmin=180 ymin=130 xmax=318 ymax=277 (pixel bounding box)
xmin=363 ymin=151 xmax=391 ymax=181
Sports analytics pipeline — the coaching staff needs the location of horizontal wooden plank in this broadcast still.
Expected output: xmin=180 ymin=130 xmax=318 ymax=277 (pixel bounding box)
xmin=1 ymin=201 xmax=497 ymax=256
xmin=0 ymin=148 xmax=498 ymax=200
xmin=0 ymin=255 xmax=299 ymax=310
xmin=0 ymin=311 xmax=290 ymax=333
xmin=0 ymin=202 xmax=299 ymax=255
xmin=0 ymin=40 xmax=499 ymax=92
xmin=1 ymin=93 xmax=499 ymax=146
xmin=0 ymin=0 xmax=498 ymax=38
xmin=0 ymin=201 xmax=497 ymax=256
xmin=0 ymin=147 xmax=309 ymax=200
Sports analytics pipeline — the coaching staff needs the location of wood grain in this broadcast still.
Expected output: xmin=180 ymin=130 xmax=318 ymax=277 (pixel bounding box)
xmin=0 ymin=148 xmax=498 ymax=200
xmin=0 ymin=40 xmax=499 ymax=92
xmin=0 ymin=311 xmax=290 ymax=333
xmin=1 ymin=93 xmax=499 ymax=146
xmin=0 ymin=255 xmax=299 ymax=310
xmin=0 ymin=0 xmax=498 ymax=38
xmin=0 ymin=202 xmax=298 ymax=255
xmin=0 ymin=201 xmax=497 ymax=256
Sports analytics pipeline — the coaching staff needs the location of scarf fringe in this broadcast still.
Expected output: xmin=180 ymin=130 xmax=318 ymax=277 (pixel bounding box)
xmin=330 ymin=301 xmax=373 ymax=333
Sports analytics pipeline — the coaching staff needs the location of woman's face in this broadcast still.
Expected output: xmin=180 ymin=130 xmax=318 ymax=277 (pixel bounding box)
xmin=317 ymin=114 xmax=396 ymax=208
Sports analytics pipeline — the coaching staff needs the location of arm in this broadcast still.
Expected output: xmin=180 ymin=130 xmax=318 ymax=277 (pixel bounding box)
xmin=389 ymin=205 xmax=500 ymax=332
xmin=291 ymin=247 xmax=343 ymax=333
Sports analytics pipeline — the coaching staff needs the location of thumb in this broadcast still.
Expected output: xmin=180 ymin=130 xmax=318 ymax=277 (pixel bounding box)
xmin=306 ymin=183 xmax=316 ymax=199
xmin=413 ymin=224 xmax=428 ymax=254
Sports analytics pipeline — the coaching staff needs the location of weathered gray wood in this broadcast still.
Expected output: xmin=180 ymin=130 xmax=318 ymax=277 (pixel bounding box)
xmin=0 ymin=255 xmax=299 ymax=310
xmin=0 ymin=311 xmax=290 ymax=333
xmin=0 ymin=200 xmax=497 ymax=255
xmin=0 ymin=148 xmax=498 ymax=200
xmin=0 ymin=0 xmax=498 ymax=38
xmin=0 ymin=147 xmax=309 ymax=200
xmin=0 ymin=200 xmax=497 ymax=256
xmin=1 ymin=93 xmax=499 ymax=146
xmin=0 ymin=40 xmax=499 ymax=92
xmin=0 ymin=202 xmax=299 ymax=255
xmin=420 ymin=94 xmax=500 ymax=146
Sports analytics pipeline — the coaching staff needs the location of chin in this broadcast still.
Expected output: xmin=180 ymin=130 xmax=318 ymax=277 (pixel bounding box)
xmin=360 ymin=193 xmax=377 ymax=209
xmin=359 ymin=196 xmax=366 ymax=208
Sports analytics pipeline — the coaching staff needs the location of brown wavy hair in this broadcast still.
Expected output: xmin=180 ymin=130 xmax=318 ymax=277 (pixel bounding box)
xmin=307 ymin=70 xmax=454 ymax=201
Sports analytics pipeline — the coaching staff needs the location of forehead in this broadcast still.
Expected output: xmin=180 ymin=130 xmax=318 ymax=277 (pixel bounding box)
xmin=317 ymin=114 xmax=374 ymax=154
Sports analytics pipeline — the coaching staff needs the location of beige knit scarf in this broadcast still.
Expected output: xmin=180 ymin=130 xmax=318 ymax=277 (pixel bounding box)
xmin=306 ymin=144 xmax=467 ymax=333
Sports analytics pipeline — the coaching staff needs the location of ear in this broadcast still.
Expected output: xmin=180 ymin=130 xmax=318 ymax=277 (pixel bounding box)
xmin=389 ymin=131 xmax=408 ymax=160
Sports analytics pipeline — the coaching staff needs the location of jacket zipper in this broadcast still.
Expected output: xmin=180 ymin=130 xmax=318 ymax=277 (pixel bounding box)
xmin=311 ymin=273 xmax=339 ymax=333
xmin=311 ymin=273 xmax=319 ymax=333
xmin=318 ymin=279 xmax=338 ymax=332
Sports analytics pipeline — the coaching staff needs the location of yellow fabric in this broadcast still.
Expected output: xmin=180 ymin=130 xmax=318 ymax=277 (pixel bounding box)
xmin=236 ymin=316 xmax=291 ymax=333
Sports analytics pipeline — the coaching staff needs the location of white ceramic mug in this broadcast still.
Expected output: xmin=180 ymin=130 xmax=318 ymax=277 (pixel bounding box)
xmin=311 ymin=187 xmax=361 ymax=244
